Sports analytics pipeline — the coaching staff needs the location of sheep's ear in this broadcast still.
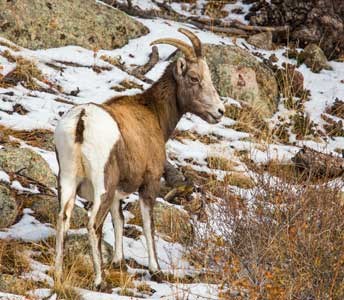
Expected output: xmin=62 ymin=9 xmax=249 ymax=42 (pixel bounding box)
xmin=176 ymin=57 xmax=187 ymax=76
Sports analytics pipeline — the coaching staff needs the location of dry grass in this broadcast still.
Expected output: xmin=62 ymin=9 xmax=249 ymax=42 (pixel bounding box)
xmin=32 ymin=236 xmax=137 ymax=297
xmin=172 ymin=129 xmax=221 ymax=144
xmin=292 ymin=112 xmax=318 ymax=139
xmin=0 ymin=125 xmax=54 ymax=151
xmin=100 ymin=54 xmax=125 ymax=70
xmin=0 ymin=50 xmax=45 ymax=90
xmin=225 ymin=102 xmax=269 ymax=141
xmin=0 ymin=240 xmax=30 ymax=275
xmin=206 ymin=156 xmax=238 ymax=171
xmin=326 ymin=98 xmax=344 ymax=119
xmin=187 ymin=162 xmax=344 ymax=300
xmin=223 ymin=172 xmax=255 ymax=189
xmin=0 ymin=39 xmax=20 ymax=51
xmin=0 ymin=240 xmax=42 ymax=296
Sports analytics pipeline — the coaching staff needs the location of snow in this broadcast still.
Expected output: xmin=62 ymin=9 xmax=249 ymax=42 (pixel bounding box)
xmin=0 ymin=170 xmax=10 ymax=183
xmin=0 ymin=293 xmax=28 ymax=300
xmin=0 ymin=209 xmax=55 ymax=242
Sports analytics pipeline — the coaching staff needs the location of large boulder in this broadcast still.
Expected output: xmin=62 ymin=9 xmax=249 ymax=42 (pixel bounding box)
xmin=64 ymin=234 xmax=113 ymax=267
xmin=0 ymin=184 xmax=18 ymax=229
xmin=0 ymin=0 xmax=148 ymax=50
xmin=203 ymin=44 xmax=279 ymax=117
xmin=28 ymin=195 xmax=88 ymax=229
xmin=0 ymin=146 xmax=56 ymax=188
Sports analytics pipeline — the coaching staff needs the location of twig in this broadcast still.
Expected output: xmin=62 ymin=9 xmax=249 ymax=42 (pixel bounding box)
xmin=188 ymin=20 xmax=249 ymax=36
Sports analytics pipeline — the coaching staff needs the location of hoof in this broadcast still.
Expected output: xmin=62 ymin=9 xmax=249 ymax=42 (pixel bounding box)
xmin=111 ymin=259 xmax=127 ymax=271
xmin=150 ymin=270 xmax=165 ymax=283
xmin=94 ymin=281 xmax=107 ymax=292
xmin=53 ymin=272 xmax=62 ymax=286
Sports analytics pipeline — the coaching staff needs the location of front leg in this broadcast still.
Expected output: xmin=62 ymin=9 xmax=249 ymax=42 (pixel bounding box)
xmin=139 ymin=196 xmax=160 ymax=273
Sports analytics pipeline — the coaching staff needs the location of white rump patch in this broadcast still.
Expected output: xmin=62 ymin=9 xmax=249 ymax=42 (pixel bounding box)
xmin=54 ymin=103 xmax=121 ymax=196
xmin=80 ymin=104 xmax=121 ymax=195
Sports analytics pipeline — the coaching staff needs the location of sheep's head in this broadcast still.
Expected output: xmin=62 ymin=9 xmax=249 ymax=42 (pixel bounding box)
xmin=151 ymin=28 xmax=225 ymax=124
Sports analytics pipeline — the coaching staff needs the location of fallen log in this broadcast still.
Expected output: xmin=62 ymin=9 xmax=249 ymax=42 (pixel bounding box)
xmin=132 ymin=45 xmax=159 ymax=78
xmin=189 ymin=16 xmax=290 ymax=33
xmin=292 ymin=147 xmax=344 ymax=178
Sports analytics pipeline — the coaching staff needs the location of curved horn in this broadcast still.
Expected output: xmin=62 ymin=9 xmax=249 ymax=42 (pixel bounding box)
xmin=178 ymin=28 xmax=203 ymax=57
xmin=150 ymin=38 xmax=196 ymax=61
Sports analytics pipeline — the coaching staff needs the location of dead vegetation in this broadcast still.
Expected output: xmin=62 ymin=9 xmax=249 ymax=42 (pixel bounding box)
xmin=172 ymin=129 xmax=221 ymax=144
xmin=0 ymin=39 xmax=20 ymax=51
xmin=111 ymin=79 xmax=144 ymax=92
xmin=0 ymin=125 xmax=54 ymax=151
xmin=0 ymin=50 xmax=45 ymax=90
xmin=206 ymin=156 xmax=238 ymax=171
xmin=225 ymin=102 xmax=269 ymax=140
xmin=187 ymin=166 xmax=344 ymax=300
xmin=0 ymin=240 xmax=42 ymax=296
xmin=326 ymin=98 xmax=344 ymax=119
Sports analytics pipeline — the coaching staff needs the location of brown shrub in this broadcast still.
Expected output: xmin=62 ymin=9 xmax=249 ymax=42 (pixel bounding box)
xmin=188 ymin=169 xmax=344 ymax=299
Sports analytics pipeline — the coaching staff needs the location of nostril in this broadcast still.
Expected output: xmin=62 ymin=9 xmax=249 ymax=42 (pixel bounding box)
xmin=218 ymin=108 xmax=224 ymax=116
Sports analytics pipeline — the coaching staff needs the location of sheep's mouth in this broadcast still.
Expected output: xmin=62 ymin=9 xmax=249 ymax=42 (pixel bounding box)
xmin=206 ymin=112 xmax=222 ymax=124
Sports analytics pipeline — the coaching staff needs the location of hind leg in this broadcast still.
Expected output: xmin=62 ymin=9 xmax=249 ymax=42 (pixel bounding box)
xmin=88 ymin=185 xmax=103 ymax=288
xmin=110 ymin=193 xmax=126 ymax=269
xmin=55 ymin=167 xmax=78 ymax=284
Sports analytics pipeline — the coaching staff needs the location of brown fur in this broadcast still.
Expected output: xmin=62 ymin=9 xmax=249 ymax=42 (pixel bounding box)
xmin=75 ymin=109 xmax=85 ymax=143
xmin=76 ymin=64 xmax=181 ymax=214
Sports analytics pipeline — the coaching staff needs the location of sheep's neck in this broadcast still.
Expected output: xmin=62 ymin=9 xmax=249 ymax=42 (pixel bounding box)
xmin=145 ymin=64 xmax=182 ymax=142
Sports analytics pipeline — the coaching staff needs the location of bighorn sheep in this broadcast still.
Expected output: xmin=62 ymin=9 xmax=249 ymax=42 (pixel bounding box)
xmin=54 ymin=28 xmax=225 ymax=287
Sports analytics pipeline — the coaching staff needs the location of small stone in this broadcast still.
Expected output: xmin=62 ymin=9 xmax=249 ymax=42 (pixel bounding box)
xmin=269 ymin=53 xmax=279 ymax=63
xmin=301 ymin=44 xmax=333 ymax=73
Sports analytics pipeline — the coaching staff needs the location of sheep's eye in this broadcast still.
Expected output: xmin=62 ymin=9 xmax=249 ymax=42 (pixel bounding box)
xmin=190 ymin=76 xmax=199 ymax=83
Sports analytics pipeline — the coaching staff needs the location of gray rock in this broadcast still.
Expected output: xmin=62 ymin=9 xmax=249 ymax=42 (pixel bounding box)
xmin=29 ymin=195 xmax=88 ymax=229
xmin=0 ymin=184 xmax=18 ymax=229
xmin=0 ymin=0 xmax=148 ymax=50
xmin=0 ymin=146 xmax=56 ymax=188
xmin=128 ymin=201 xmax=193 ymax=245
xmin=247 ymin=32 xmax=273 ymax=50
xmin=203 ymin=44 xmax=279 ymax=117
xmin=301 ymin=44 xmax=333 ymax=73
xmin=64 ymin=234 xmax=113 ymax=267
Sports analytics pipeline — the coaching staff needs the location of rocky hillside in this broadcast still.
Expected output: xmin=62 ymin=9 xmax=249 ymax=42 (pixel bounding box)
xmin=0 ymin=1 xmax=343 ymax=299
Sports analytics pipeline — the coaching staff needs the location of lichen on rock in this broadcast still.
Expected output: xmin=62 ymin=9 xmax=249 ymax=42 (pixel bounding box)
xmin=0 ymin=0 xmax=149 ymax=50
xmin=0 ymin=146 xmax=56 ymax=188
xmin=0 ymin=184 xmax=18 ymax=229
xmin=203 ymin=44 xmax=279 ymax=117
